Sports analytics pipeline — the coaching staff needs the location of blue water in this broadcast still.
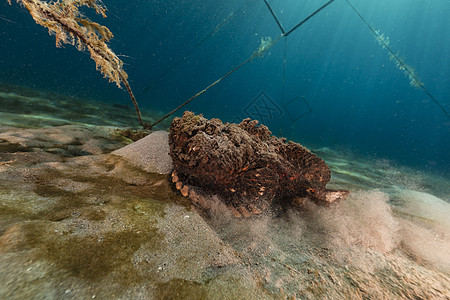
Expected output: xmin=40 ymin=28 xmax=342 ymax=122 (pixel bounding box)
xmin=1 ymin=0 xmax=449 ymax=175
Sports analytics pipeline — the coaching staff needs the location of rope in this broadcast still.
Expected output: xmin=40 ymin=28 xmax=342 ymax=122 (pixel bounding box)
xmin=148 ymin=1 xmax=336 ymax=129
xmin=263 ymin=0 xmax=285 ymax=34
xmin=284 ymin=0 xmax=336 ymax=37
xmin=345 ymin=0 xmax=450 ymax=119
xmin=281 ymin=37 xmax=287 ymax=102
xmin=147 ymin=56 xmax=253 ymax=129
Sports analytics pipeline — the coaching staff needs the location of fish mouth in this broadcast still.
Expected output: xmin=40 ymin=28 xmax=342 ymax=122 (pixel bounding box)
xmin=324 ymin=189 xmax=350 ymax=204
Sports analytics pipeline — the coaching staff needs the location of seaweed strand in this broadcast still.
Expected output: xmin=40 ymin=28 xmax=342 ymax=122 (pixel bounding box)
xmin=345 ymin=0 xmax=450 ymax=119
xmin=8 ymin=0 xmax=145 ymax=127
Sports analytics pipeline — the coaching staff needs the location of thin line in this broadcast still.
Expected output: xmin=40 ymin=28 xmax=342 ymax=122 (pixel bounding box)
xmin=284 ymin=0 xmax=336 ymax=37
xmin=148 ymin=57 xmax=253 ymax=129
xmin=149 ymin=0 xmax=337 ymax=128
xmin=263 ymin=0 xmax=285 ymax=34
xmin=346 ymin=0 xmax=450 ymax=119
xmin=282 ymin=37 xmax=287 ymax=102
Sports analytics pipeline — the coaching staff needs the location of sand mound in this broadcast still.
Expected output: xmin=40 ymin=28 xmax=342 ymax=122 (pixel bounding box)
xmin=112 ymin=131 xmax=173 ymax=174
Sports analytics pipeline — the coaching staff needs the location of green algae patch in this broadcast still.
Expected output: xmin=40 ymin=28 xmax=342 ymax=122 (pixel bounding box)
xmin=27 ymin=159 xmax=176 ymax=222
xmin=84 ymin=208 xmax=107 ymax=221
xmin=0 ymin=142 xmax=32 ymax=153
xmin=31 ymin=155 xmax=182 ymax=202
xmin=0 ymin=203 xmax=25 ymax=220
xmin=45 ymin=230 xmax=159 ymax=281
xmin=33 ymin=181 xmax=81 ymax=199
xmin=8 ymin=180 xmax=169 ymax=282
xmin=21 ymin=220 xmax=163 ymax=282
xmin=0 ymin=182 xmax=58 ymax=223
xmin=154 ymin=279 xmax=208 ymax=300
xmin=0 ymin=158 xmax=170 ymax=286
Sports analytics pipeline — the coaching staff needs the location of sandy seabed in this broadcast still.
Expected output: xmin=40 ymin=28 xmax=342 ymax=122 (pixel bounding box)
xmin=0 ymin=86 xmax=449 ymax=299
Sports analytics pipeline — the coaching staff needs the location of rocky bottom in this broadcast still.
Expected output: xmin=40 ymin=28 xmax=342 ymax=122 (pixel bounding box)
xmin=0 ymin=95 xmax=449 ymax=298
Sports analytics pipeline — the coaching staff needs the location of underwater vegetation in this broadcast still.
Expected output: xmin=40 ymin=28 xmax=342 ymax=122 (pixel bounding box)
xmin=373 ymin=29 xmax=422 ymax=89
xmin=7 ymin=0 xmax=145 ymax=127
xmin=5 ymin=0 xmax=284 ymax=131
xmin=255 ymin=36 xmax=274 ymax=58
xmin=345 ymin=0 xmax=450 ymax=119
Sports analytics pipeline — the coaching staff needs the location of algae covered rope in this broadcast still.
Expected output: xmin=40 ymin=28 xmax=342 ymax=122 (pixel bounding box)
xmin=345 ymin=0 xmax=450 ymax=119
xmin=148 ymin=34 xmax=280 ymax=129
xmin=149 ymin=1 xmax=336 ymax=129
xmin=262 ymin=0 xmax=335 ymax=104
xmin=148 ymin=56 xmax=254 ymax=130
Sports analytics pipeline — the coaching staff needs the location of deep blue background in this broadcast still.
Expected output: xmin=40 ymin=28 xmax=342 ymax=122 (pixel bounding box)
xmin=1 ymin=0 xmax=449 ymax=175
